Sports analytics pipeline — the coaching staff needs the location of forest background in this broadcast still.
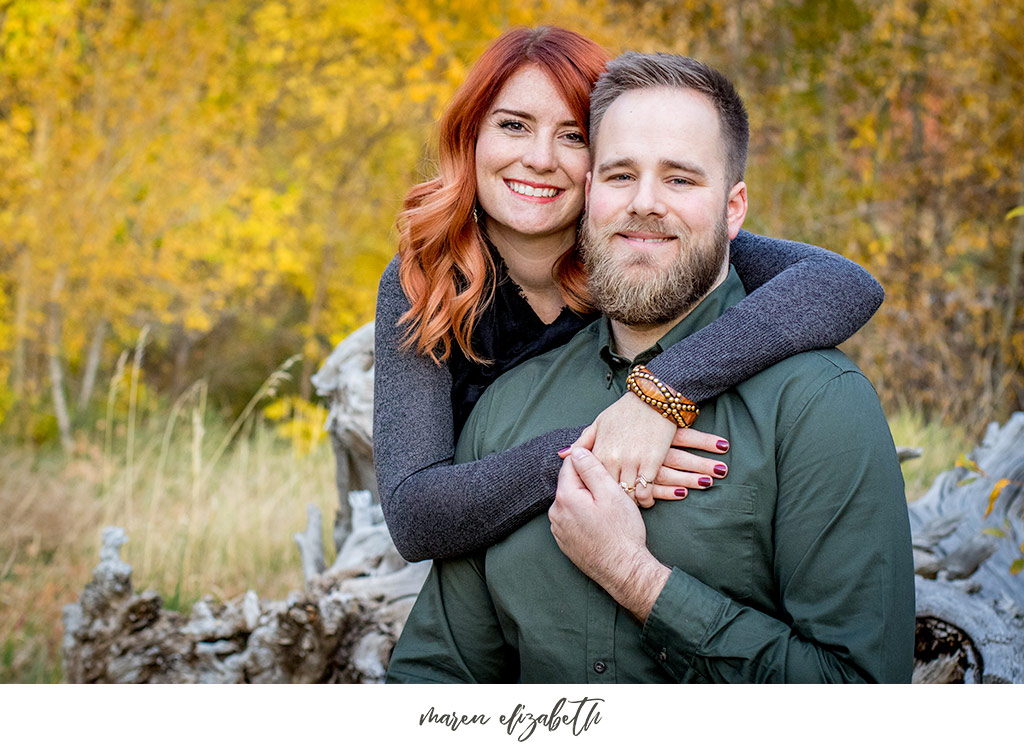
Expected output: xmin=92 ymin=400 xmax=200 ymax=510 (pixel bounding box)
xmin=1 ymin=0 xmax=1022 ymax=682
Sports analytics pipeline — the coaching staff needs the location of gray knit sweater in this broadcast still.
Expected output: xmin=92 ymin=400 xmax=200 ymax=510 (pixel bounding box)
xmin=373 ymin=230 xmax=883 ymax=562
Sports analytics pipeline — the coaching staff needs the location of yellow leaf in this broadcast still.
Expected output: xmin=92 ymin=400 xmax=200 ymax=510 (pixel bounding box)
xmin=1010 ymin=559 xmax=1024 ymax=576
xmin=981 ymin=528 xmax=1005 ymax=538
xmin=955 ymin=453 xmax=981 ymax=473
xmin=1006 ymin=206 xmax=1024 ymax=221
xmin=985 ymin=478 xmax=1011 ymax=518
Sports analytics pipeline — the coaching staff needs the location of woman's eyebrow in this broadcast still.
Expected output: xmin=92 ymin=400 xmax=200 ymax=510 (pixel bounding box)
xmin=491 ymin=108 xmax=577 ymax=127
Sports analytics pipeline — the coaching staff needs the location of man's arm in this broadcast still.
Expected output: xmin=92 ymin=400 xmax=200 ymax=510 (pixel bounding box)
xmin=385 ymin=554 xmax=515 ymax=683
xmin=553 ymin=369 xmax=916 ymax=683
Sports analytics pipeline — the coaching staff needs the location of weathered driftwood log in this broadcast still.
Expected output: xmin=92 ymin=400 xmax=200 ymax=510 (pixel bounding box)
xmin=63 ymin=315 xmax=1023 ymax=683
xmin=908 ymin=412 xmax=1024 ymax=683
xmin=62 ymin=491 xmax=428 ymax=684
xmin=310 ymin=320 xmax=377 ymax=551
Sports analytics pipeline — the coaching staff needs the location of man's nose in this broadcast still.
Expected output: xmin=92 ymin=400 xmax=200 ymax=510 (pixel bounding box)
xmin=521 ymin=136 xmax=557 ymax=173
xmin=627 ymin=176 xmax=667 ymax=217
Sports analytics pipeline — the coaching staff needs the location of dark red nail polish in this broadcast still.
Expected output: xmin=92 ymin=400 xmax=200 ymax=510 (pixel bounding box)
xmin=716 ymin=440 xmax=729 ymax=451
xmin=698 ymin=477 xmax=713 ymax=488
xmin=674 ymin=488 xmax=688 ymax=498
xmin=714 ymin=464 xmax=728 ymax=477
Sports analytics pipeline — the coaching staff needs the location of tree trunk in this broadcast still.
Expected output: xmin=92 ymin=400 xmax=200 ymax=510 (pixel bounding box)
xmin=47 ymin=268 xmax=73 ymax=454
xmin=171 ymin=328 xmax=193 ymax=399
xmin=12 ymin=246 xmax=31 ymax=402
xmin=76 ymin=319 xmax=107 ymax=416
xmin=1001 ymin=167 xmax=1024 ymax=363
xmin=298 ymin=242 xmax=336 ymax=402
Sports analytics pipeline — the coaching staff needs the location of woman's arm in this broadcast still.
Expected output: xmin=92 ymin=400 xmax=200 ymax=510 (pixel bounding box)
xmin=585 ymin=230 xmax=884 ymax=506
xmin=646 ymin=229 xmax=884 ymax=400
xmin=374 ymin=258 xmax=580 ymax=562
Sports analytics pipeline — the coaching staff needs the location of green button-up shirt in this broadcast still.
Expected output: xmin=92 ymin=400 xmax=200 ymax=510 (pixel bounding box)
xmin=387 ymin=268 xmax=915 ymax=683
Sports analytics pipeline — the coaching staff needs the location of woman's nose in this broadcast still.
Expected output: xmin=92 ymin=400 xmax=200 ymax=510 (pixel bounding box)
xmin=521 ymin=136 xmax=557 ymax=173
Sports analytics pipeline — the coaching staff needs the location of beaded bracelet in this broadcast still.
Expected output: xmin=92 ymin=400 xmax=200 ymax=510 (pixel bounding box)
xmin=626 ymin=364 xmax=700 ymax=428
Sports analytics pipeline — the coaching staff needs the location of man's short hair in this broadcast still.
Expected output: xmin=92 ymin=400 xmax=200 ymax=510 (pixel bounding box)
xmin=589 ymin=52 xmax=749 ymax=186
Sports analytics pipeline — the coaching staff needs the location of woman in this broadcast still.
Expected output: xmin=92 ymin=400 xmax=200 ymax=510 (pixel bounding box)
xmin=374 ymin=27 xmax=883 ymax=562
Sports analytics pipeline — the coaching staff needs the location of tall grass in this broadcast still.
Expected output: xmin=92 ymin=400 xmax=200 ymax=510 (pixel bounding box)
xmin=887 ymin=405 xmax=977 ymax=503
xmin=0 ymin=364 xmax=336 ymax=683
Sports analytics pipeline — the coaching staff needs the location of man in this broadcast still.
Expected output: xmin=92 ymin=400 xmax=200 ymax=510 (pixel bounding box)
xmin=386 ymin=52 xmax=915 ymax=683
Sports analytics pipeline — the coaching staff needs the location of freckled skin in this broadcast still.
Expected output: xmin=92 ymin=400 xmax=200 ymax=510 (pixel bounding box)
xmin=474 ymin=66 xmax=590 ymax=255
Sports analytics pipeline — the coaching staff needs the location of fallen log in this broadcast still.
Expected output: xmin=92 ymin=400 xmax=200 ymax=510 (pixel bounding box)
xmin=62 ymin=491 xmax=428 ymax=684
xmin=62 ymin=317 xmax=1024 ymax=683
xmin=310 ymin=320 xmax=377 ymax=551
xmin=907 ymin=412 xmax=1024 ymax=683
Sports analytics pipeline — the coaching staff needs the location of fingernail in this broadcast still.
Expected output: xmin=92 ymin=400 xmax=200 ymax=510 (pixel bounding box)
xmin=714 ymin=464 xmax=728 ymax=477
xmin=698 ymin=477 xmax=713 ymax=488
xmin=558 ymin=446 xmax=572 ymax=455
xmin=674 ymin=488 xmax=688 ymax=499
xmin=716 ymin=440 xmax=729 ymax=451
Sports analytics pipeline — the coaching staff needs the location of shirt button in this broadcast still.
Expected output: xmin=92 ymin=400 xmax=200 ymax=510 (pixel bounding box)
xmin=658 ymin=649 xmax=668 ymax=662
xmin=593 ymin=660 xmax=607 ymax=674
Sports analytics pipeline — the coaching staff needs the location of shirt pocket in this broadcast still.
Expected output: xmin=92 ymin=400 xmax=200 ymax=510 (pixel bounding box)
xmin=643 ymin=483 xmax=757 ymax=601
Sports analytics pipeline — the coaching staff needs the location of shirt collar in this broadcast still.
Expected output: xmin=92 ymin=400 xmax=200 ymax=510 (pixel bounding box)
xmin=598 ymin=265 xmax=746 ymax=368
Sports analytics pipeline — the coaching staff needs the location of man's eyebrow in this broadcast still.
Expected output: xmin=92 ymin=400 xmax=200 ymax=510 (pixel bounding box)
xmin=491 ymin=108 xmax=578 ymax=127
xmin=661 ymin=159 xmax=708 ymax=179
xmin=595 ymin=157 xmax=637 ymax=174
xmin=596 ymin=157 xmax=709 ymax=179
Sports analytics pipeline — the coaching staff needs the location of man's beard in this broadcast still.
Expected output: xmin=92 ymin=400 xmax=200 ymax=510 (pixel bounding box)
xmin=580 ymin=212 xmax=729 ymax=327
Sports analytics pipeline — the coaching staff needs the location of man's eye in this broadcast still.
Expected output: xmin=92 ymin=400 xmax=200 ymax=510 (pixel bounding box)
xmin=609 ymin=174 xmax=633 ymax=182
xmin=499 ymin=119 xmax=526 ymax=132
xmin=669 ymin=177 xmax=694 ymax=186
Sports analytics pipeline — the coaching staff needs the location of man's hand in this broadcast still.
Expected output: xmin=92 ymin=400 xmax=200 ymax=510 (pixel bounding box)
xmin=549 ymin=447 xmax=671 ymax=622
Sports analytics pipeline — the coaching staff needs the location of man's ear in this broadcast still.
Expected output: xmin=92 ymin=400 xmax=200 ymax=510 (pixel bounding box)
xmin=725 ymin=181 xmax=747 ymax=239
xmin=585 ymin=171 xmax=592 ymax=213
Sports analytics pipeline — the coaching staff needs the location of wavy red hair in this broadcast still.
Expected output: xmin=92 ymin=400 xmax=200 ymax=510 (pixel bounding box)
xmin=396 ymin=26 xmax=609 ymax=364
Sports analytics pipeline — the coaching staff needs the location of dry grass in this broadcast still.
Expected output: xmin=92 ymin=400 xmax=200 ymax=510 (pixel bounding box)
xmin=0 ymin=404 xmax=337 ymax=683
xmin=888 ymin=407 xmax=978 ymax=503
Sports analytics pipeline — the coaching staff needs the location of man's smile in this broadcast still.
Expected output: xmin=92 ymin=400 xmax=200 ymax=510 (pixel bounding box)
xmin=617 ymin=232 xmax=676 ymax=245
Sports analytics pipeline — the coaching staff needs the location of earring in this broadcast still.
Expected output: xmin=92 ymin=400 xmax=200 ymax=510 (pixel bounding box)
xmin=472 ymin=207 xmax=480 ymax=224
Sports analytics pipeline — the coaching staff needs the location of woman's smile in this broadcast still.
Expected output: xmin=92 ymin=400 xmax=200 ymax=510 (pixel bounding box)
xmin=474 ymin=65 xmax=589 ymax=251
xmin=504 ymin=178 xmax=565 ymax=201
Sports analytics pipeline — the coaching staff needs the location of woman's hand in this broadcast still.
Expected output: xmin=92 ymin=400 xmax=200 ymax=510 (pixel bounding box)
xmin=559 ymin=392 xmax=730 ymax=508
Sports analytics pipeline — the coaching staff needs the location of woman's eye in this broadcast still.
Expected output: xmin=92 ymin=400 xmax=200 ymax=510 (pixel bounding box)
xmin=563 ymin=131 xmax=585 ymax=145
xmin=499 ymin=119 xmax=526 ymax=132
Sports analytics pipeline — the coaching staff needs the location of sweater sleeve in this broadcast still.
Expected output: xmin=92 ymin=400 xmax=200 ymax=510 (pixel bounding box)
xmin=646 ymin=230 xmax=884 ymax=402
xmin=373 ymin=258 xmax=582 ymax=562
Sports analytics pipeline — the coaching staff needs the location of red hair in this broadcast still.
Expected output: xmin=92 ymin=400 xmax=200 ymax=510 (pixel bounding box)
xmin=396 ymin=26 xmax=609 ymax=364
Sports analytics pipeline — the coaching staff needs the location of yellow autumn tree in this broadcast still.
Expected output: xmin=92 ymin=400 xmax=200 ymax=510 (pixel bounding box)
xmin=1 ymin=0 xmax=1020 ymax=446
